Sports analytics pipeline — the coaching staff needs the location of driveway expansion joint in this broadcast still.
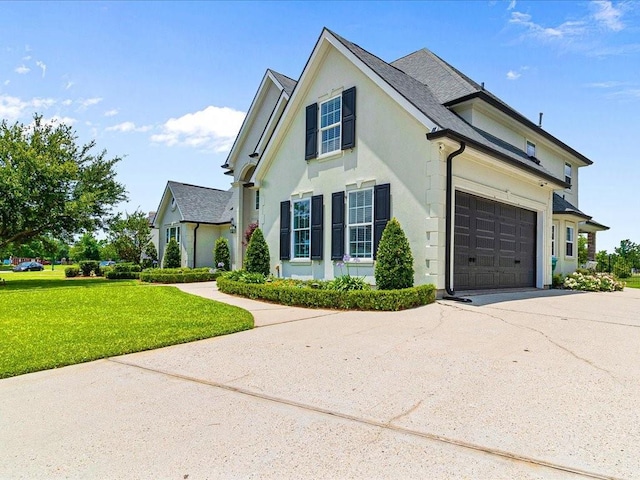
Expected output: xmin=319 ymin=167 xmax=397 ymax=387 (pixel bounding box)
xmin=106 ymin=357 xmax=624 ymax=480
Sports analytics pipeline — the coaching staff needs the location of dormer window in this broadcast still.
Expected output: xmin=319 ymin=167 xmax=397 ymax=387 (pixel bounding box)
xmin=170 ymin=197 xmax=177 ymax=210
xmin=526 ymin=140 xmax=536 ymax=158
xmin=320 ymin=96 xmax=342 ymax=155
xmin=564 ymin=163 xmax=572 ymax=187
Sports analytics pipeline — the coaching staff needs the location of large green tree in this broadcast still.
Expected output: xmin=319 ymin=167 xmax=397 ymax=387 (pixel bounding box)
xmin=70 ymin=233 xmax=101 ymax=261
xmin=107 ymin=210 xmax=152 ymax=265
xmin=0 ymin=115 xmax=127 ymax=249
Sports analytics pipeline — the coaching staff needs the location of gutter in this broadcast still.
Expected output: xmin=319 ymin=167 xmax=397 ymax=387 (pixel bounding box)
xmin=440 ymin=139 xmax=470 ymax=301
xmin=193 ymin=223 xmax=200 ymax=268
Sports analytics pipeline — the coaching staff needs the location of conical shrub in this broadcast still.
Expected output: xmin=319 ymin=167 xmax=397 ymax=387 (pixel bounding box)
xmin=374 ymin=217 xmax=414 ymax=290
xmin=163 ymin=238 xmax=181 ymax=268
xmin=214 ymin=237 xmax=231 ymax=271
xmin=244 ymin=227 xmax=270 ymax=276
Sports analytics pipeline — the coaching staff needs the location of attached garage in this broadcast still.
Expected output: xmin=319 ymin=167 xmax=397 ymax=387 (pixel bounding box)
xmin=454 ymin=191 xmax=536 ymax=290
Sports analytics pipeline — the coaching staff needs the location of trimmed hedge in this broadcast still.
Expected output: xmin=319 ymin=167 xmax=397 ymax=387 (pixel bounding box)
xmin=140 ymin=267 xmax=220 ymax=284
xmin=65 ymin=266 xmax=80 ymax=278
xmin=105 ymin=271 xmax=140 ymax=280
xmin=217 ymin=276 xmax=436 ymax=311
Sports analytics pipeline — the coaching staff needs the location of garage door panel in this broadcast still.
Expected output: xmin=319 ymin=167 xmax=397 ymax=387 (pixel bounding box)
xmin=454 ymin=191 xmax=536 ymax=290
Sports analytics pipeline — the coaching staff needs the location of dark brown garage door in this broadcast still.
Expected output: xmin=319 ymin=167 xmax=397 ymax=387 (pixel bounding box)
xmin=454 ymin=191 xmax=536 ymax=290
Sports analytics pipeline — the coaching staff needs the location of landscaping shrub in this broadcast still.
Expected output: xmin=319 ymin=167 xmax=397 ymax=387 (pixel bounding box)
xmin=214 ymin=237 xmax=231 ymax=271
xmin=327 ymin=274 xmax=370 ymax=291
xmin=105 ymin=263 xmax=141 ymax=280
xmin=552 ymin=273 xmax=564 ymax=289
xmin=613 ymin=257 xmax=631 ymax=279
xmin=244 ymin=228 xmax=270 ymax=276
xmin=217 ymin=276 xmax=435 ymax=311
xmin=64 ymin=266 xmax=80 ymax=278
xmin=140 ymin=267 xmax=220 ymax=283
xmin=563 ymin=271 xmax=624 ymax=292
xmin=224 ymin=270 xmax=266 ymax=284
xmin=243 ymin=221 xmax=258 ymax=246
xmin=79 ymin=260 xmax=100 ymax=277
xmin=164 ymin=238 xmax=181 ymax=268
xmin=374 ymin=217 xmax=414 ymax=290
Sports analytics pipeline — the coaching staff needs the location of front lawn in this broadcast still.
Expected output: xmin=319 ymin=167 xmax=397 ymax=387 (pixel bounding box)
xmin=0 ymin=270 xmax=253 ymax=378
xmin=624 ymin=275 xmax=640 ymax=289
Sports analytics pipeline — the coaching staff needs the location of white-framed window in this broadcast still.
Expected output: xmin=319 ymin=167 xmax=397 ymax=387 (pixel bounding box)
xmin=551 ymin=223 xmax=557 ymax=257
xmin=348 ymin=188 xmax=373 ymax=259
xmin=566 ymin=226 xmax=574 ymax=257
xmin=166 ymin=226 xmax=180 ymax=244
xmin=565 ymin=162 xmax=572 ymax=187
xmin=255 ymin=190 xmax=260 ymax=210
xmin=170 ymin=197 xmax=177 ymax=210
xmin=292 ymin=198 xmax=311 ymax=259
xmin=319 ymin=96 xmax=341 ymax=155
xmin=526 ymin=140 xmax=536 ymax=157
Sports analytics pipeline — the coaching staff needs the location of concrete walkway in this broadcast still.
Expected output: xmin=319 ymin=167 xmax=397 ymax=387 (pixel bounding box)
xmin=1 ymin=284 xmax=639 ymax=479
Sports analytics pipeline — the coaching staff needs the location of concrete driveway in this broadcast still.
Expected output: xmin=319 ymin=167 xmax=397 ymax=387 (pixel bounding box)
xmin=1 ymin=284 xmax=639 ymax=479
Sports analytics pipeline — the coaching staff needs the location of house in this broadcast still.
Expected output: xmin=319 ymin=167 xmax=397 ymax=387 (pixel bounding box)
xmin=221 ymin=28 xmax=607 ymax=293
xmin=153 ymin=181 xmax=234 ymax=268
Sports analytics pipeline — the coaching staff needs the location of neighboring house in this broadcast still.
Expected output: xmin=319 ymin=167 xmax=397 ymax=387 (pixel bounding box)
xmin=153 ymin=181 xmax=234 ymax=268
xmin=223 ymin=28 xmax=606 ymax=293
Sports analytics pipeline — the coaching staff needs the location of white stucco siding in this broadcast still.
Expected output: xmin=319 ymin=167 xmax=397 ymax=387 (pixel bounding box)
xmin=461 ymin=106 xmax=580 ymax=207
xmin=260 ymin=47 xmax=437 ymax=285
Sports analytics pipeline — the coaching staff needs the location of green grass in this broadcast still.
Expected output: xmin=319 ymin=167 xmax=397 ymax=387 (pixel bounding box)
xmin=623 ymin=275 xmax=640 ymax=289
xmin=0 ymin=269 xmax=253 ymax=378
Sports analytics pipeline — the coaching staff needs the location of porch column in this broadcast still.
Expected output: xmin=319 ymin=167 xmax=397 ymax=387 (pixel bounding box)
xmin=587 ymin=232 xmax=596 ymax=261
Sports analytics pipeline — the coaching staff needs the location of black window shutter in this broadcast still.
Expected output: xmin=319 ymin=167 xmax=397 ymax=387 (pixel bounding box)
xmin=280 ymin=201 xmax=291 ymax=260
xmin=311 ymin=195 xmax=324 ymax=260
xmin=331 ymin=192 xmax=345 ymax=260
xmin=341 ymin=87 xmax=356 ymax=150
xmin=373 ymin=184 xmax=391 ymax=259
xmin=305 ymin=103 xmax=318 ymax=161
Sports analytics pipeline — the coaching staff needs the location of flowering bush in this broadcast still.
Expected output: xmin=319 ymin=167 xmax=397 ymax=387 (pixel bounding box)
xmin=332 ymin=254 xmax=371 ymax=291
xmin=563 ymin=271 xmax=625 ymax=292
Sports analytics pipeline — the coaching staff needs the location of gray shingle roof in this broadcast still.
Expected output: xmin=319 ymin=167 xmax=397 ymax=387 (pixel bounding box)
xmin=553 ymin=193 xmax=590 ymax=219
xmin=391 ymin=49 xmax=480 ymax=104
xmin=270 ymin=69 xmax=297 ymax=97
xmin=167 ymin=181 xmax=233 ymax=224
xmin=327 ymin=29 xmax=561 ymax=185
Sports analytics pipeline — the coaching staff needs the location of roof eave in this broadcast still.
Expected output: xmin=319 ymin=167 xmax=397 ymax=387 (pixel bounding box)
xmin=444 ymin=92 xmax=594 ymax=166
xmin=427 ymin=129 xmax=569 ymax=189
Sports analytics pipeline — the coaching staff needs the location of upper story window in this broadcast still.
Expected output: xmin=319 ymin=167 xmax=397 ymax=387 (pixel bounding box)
xmin=551 ymin=224 xmax=557 ymax=257
xmin=255 ymin=190 xmax=260 ymax=210
xmin=566 ymin=226 xmax=574 ymax=257
xmin=320 ymin=96 xmax=341 ymax=155
xmin=166 ymin=226 xmax=180 ymax=244
xmin=170 ymin=197 xmax=177 ymax=210
xmin=565 ymin=163 xmax=572 ymax=188
xmin=292 ymin=198 xmax=311 ymax=259
xmin=348 ymin=188 xmax=373 ymax=259
xmin=526 ymin=140 xmax=536 ymax=158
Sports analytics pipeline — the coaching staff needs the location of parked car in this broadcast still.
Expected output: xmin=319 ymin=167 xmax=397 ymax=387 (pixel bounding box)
xmin=13 ymin=261 xmax=44 ymax=272
xmin=99 ymin=260 xmax=116 ymax=267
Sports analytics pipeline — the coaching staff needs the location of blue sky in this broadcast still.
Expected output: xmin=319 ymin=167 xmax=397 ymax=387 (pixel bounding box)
xmin=1 ymin=1 xmax=638 ymax=252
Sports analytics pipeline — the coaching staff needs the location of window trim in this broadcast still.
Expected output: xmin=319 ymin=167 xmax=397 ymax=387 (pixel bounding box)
xmin=526 ymin=140 xmax=536 ymax=158
xmin=566 ymin=225 xmax=575 ymax=258
xmin=347 ymin=187 xmax=374 ymax=260
xmin=564 ymin=162 xmax=572 ymax=188
xmin=291 ymin=198 xmax=311 ymax=259
xmin=319 ymin=95 xmax=342 ymax=157
xmin=551 ymin=223 xmax=557 ymax=258
xmin=166 ymin=226 xmax=180 ymax=244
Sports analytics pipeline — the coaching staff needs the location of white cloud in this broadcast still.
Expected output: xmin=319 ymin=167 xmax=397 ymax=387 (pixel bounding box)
xmin=104 ymin=109 xmax=119 ymax=117
xmin=585 ymin=80 xmax=629 ymax=88
xmin=15 ymin=65 xmax=30 ymax=75
xmin=62 ymin=99 xmax=73 ymax=106
xmin=509 ymin=11 xmax=587 ymax=41
xmin=22 ymin=55 xmax=32 ymax=61
xmin=106 ymin=121 xmax=152 ymax=133
xmin=151 ymin=105 xmax=246 ymax=152
xmin=506 ymin=70 xmax=521 ymax=80
xmin=0 ymin=95 xmax=56 ymax=121
xmin=507 ymin=0 xmax=517 ymax=11
xmin=591 ymin=1 xmax=624 ymax=31
xmin=3 ymin=80 xmax=9 ymax=86
xmin=79 ymin=97 xmax=103 ymax=109
xmin=65 ymin=81 xmax=74 ymax=90
xmin=36 ymin=60 xmax=46 ymax=78
xmin=40 ymin=115 xmax=76 ymax=126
